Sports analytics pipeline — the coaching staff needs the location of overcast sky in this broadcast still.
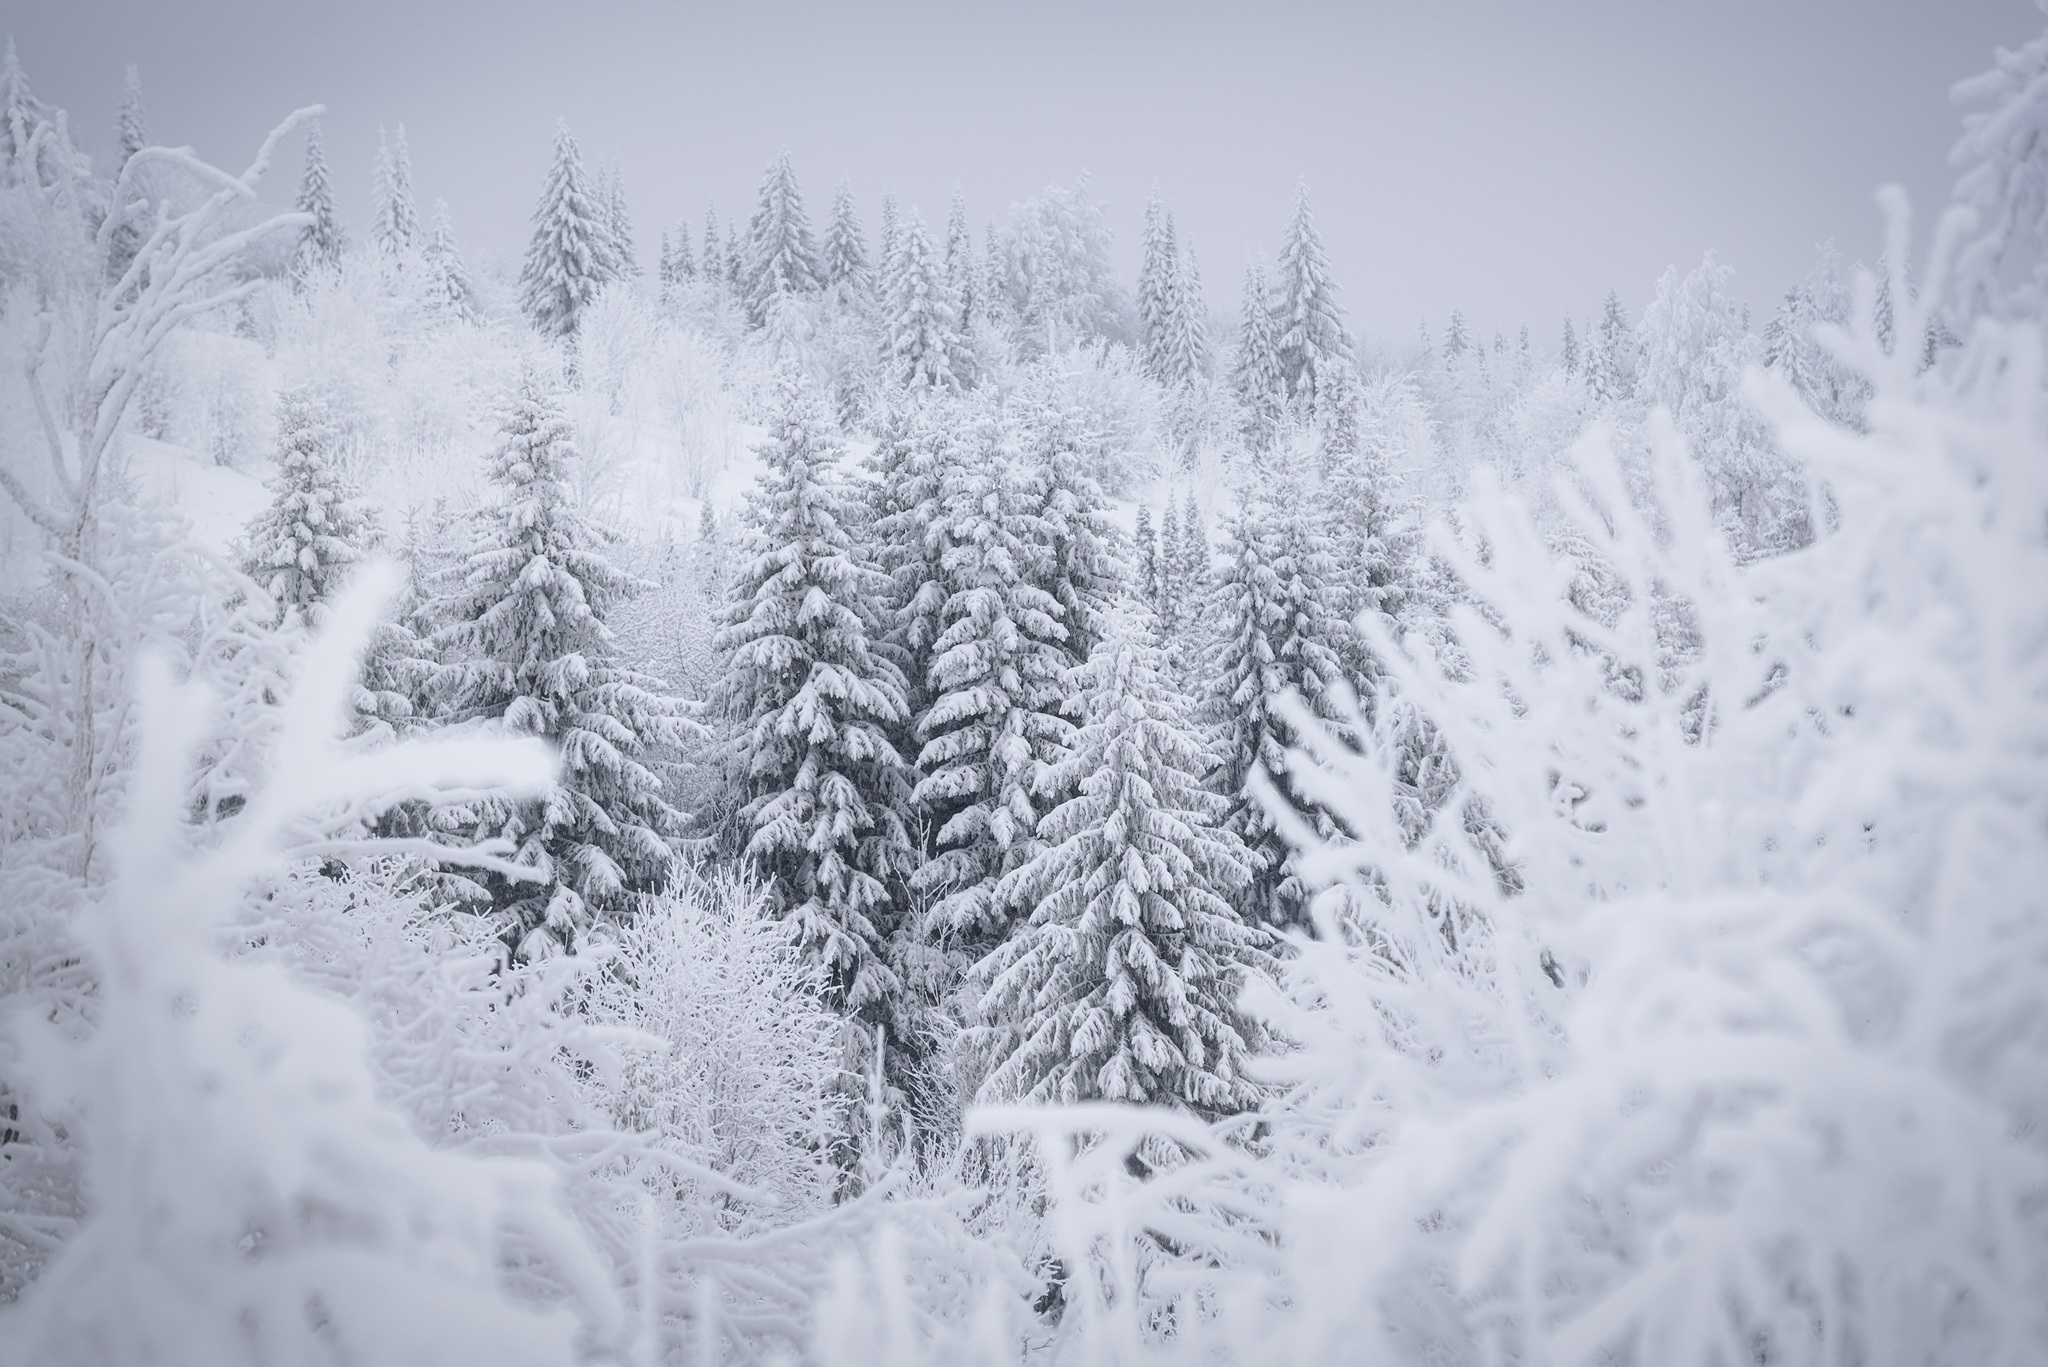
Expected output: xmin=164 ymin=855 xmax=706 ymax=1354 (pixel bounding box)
xmin=9 ymin=1 xmax=2031 ymax=343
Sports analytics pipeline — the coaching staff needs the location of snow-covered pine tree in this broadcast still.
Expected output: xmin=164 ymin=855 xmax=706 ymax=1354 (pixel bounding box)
xmin=910 ymin=415 xmax=1073 ymax=957
xmin=1208 ymin=481 xmax=1347 ymax=928
xmin=976 ymin=609 xmax=1269 ymax=1114
xmin=291 ymin=121 xmax=345 ymax=284
xmin=1014 ymin=389 xmax=1123 ymax=667
xmin=1156 ymin=496 xmax=1182 ymax=629
xmin=1587 ymin=288 xmax=1636 ymax=402
xmin=519 ymin=121 xmax=619 ymax=340
xmin=1137 ymin=191 xmax=1179 ymax=382
xmin=115 ymin=64 xmax=145 ymax=170
xmin=864 ymin=393 xmax=954 ymax=722
xmin=431 ymin=365 xmax=693 ymax=956
xmin=1162 ymin=240 xmax=1212 ymax=392
xmin=1231 ymin=261 xmax=1287 ymax=449
xmin=419 ymin=200 xmax=477 ymax=321
xmin=1560 ymin=316 xmax=1580 ymax=376
xmin=0 ymin=37 xmax=52 ymax=187
xmin=822 ymin=179 xmax=873 ymax=306
xmin=701 ymin=200 xmax=723 ymax=300
xmin=876 ymin=191 xmax=902 ymax=300
xmin=243 ymin=391 xmax=369 ymax=630
xmin=1135 ymin=504 xmax=1159 ymax=607
xmin=1443 ymin=308 xmax=1470 ymax=361
xmin=945 ymin=190 xmax=977 ymax=329
xmin=1763 ymin=244 xmax=1862 ymax=427
xmin=715 ymin=370 xmax=917 ymax=1033
xmin=883 ymin=208 xmax=972 ymax=391
xmin=370 ymin=123 xmax=420 ymax=259
xmin=1273 ymin=182 xmax=1352 ymax=411
xmin=743 ymin=150 xmax=822 ymax=328
xmin=604 ymin=161 xmax=639 ymax=278
xmin=724 ymin=217 xmax=745 ymax=289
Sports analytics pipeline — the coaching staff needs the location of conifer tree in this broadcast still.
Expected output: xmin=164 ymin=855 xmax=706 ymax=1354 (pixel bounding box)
xmin=658 ymin=227 xmax=696 ymax=304
xmin=822 ymin=179 xmax=873 ymax=304
xmin=1587 ymin=288 xmax=1636 ymax=401
xmin=1208 ymin=483 xmax=1346 ymax=928
xmin=370 ymin=124 xmax=421 ymax=259
xmin=0 ymin=38 xmax=52 ymax=186
xmin=1015 ymin=391 xmax=1122 ymax=666
xmin=423 ymin=199 xmax=478 ymax=322
xmin=1231 ymin=261 xmax=1287 ymax=449
xmin=883 ymin=208 xmax=971 ymax=391
xmin=291 ymin=121 xmax=345 ymax=284
xmin=724 ymin=218 xmax=745 ymax=289
xmin=243 ymin=392 xmax=369 ymax=630
xmin=864 ymin=394 xmax=954 ymax=721
xmin=1135 ymin=504 xmax=1159 ymax=607
xmin=743 ymin=150 xmax=822 ymax=328
xmin=604 ymin=162 xmax=639 ymax=278
xmin=1163 ymin=241 xmax=1212 ymax=390
xmin=976 ymin=611 xmax=1269 ymax=1113
xmin=1273 ymin=182 xmax=1352 ymax=409
xmin=1561 ymin=316 xmax=1580 ymax=376
xmin=115 ymin=63 xmax=146 ymax=169
xmin=1444 ymin=308 xmax=1470 ymax=360
xmin=1155 ymin=496 xmax=1180 ymax=626
xmin=945 ymin=190 xmax=977 ymax=328
xmin=876 ymin=192 xmax=903 ymax=303
xmin=1138 ymin=192 xmax=1180 ymax=381
xmin=519 ymin=121 xmax=620 ymax=340
xmin=910 ymin=417 xmax=1073 ymax=955
xmin=702 ymin=200 xmax=723 ymax=299
xmin=431 ymin=366 xmax=692 ymax=957
xmin=715 ymin=371 xmax=917 ymax=1027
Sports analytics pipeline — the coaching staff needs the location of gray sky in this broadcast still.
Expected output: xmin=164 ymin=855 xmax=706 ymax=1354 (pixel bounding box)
xmin=10 ymin=1 xmax=2031 ymax=343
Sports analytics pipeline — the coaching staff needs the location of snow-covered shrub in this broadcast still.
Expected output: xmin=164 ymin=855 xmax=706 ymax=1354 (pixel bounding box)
xmin=0 ymin=572 xmax=625 ymax=1365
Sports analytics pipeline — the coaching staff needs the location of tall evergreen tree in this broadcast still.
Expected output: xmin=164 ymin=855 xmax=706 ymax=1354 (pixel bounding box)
xmin=1137 ymin=192 xmax=1180 ymax=381
xmin=876 ymin=192 xmax=903 ymax=305
xmin=1231 ymin=261 xmax=1287 ymax=449
xmin=1208 ymin=482 xmax=1346 ymax=929
xmin=243 ymin=392 xmax=369 ymax=630
xmin=945 ymin=190 xmax=977 ymax=328
xmin=658 ymin=225 xmax=695 ymax=304
xmin=291 ymin=121 xmax=345 ymax=284
xmin=423 ymin=199 xmax=478 ymax=322
xmin=702 ymin=200 xmax=723 ymax=299
xmin=715 ymin=371 xmax=918 ymax=1027
xmin=883 ymin=208 xmax=971 ymax=391
xmin=519 ymin=121 xmax=620 ymax=340
xmin=0 ymin=38 xmax=52 ymax=187
xmin=1587 ymin=288 xmax=1636 ymax=402
xmin=1273 ymin=182 xmax=1351 ymax=409
xmin=370 ymin=124 xmax=421 ymax=259
xmin=1135 ymin=504 xmax=1159 ymax=608
xmin=975 ymin=611 xmax=1269 ymax=1113
xmin=822 ymin=179 xmax=874 ymax=304
xmin=1560 ymin=316 xmax=1580 ymax=376
xmin=1015 ymin=390 xmax=1123 ymax=667
xmin=604 ymin=162 xmax=639 ymax=278
xmin=743 ymin=150 xmax=822 ymax=328
xmin=431 ymin=366 xmax=692 ymax=957
xmin=909 ymin=417 xmax=1073 ymax=956
xmin=1162 ymin=240 xmax=1212 ymax=390
xmin=115 ymin=63 xmax=146 ymax=169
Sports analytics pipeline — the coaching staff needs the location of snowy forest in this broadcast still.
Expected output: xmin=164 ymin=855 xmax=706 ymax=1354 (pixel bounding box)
xmin=0 ymin=10 xmax=2043 ymax=1364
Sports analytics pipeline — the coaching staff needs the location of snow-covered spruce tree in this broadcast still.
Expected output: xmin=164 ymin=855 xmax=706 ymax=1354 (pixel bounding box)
xmin=519 ymin=121 xmax=620 ymax=340
xmin=1560 ymin=315 xmax=1580 ymax=377
xmin=242 ymin=391 xmax=370 ymax=629
xmin=290 ymin=120 xmax=344 ymax=284
xmin=1135 ymin=504 xmax=1159 ymax=607
xmin=909 ymin=414 xmax=1074 ymax=958
xmin=864 ymin=392 xmax=954 ymax=719
xmin=991 ymin=176 xmax=1129 ymax=354
xmin=1138 ymin=191 xmax=1179 ymax=382
xmin=945 ymin=190 xmax=978 ymax=329
xmin=1640 ymin=253 xmax=1806 ymax=557
xmin=1232 ymin=261 xmax=1287 ymax=449
xmin=0 ymin=37 xmax=55 ymax=187
xmin=1763 ymin=243 xmax=1863 ymax=428
xmin=1950 ymin=11 xmax=2048 ymax=324
xmin=1273 ymin=182 xmax=1352 ymax=412
xmin=1162 ymin=240 xmax=1212 ymax=392
xmin=423 ymin=198 xmax=479 ymax=322
xmin=714 ymin=370 xmax=918 ymax=1037
xmin=884 ymin=208 xmax=972 ymax=391
xmin=1585 ymin=287 xmax=1636 ymax=402
xmin=823 ymin=179 xmax=874 ymax=305
xmin=1208 ymin=478 xmax=1347 ymax=929
xmin=743 ymin=149 xmax=823 ymax=329
xmin=1013 ymin=386 xmax=1124 ymax=668
xmin=603 ymin=161 xmax=639 ymax=278
xmin=975 ymin=610 xmax=1270 ymax=1115
xmin=658 ymin=222 xmax=695 ymax=302
xmin=431 ymin=364 xmax=694 ymax=956
xmin=369 ymin=123 xmax=420 ymax=259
